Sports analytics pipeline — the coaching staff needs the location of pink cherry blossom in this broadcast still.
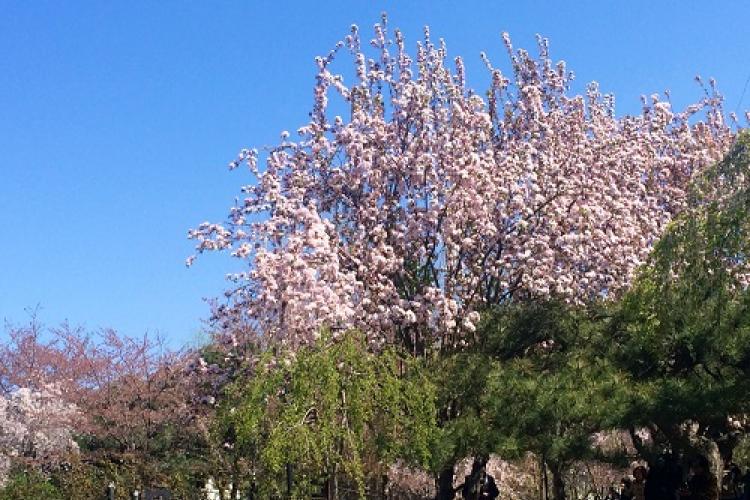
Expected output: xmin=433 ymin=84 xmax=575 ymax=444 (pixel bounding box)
xmin=190 ymin=19 xmax=738 ymax=351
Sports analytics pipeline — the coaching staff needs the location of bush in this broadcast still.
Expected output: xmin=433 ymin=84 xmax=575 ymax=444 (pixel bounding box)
xmin=0 ymin=470 xmax=63 ymax=500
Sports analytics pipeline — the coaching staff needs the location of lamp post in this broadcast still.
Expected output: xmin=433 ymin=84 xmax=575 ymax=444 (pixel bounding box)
xmin=107 ymin=482 xmax=115 ymax=500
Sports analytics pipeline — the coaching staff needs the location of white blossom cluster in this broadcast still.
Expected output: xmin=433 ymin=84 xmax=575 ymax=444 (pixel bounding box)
xmin=0 ymin=385 xmax=79 ymax=486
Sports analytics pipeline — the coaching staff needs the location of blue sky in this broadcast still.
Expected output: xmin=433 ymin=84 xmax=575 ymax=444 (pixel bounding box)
xmin=2 ymin=0 xmax=749 ymax=347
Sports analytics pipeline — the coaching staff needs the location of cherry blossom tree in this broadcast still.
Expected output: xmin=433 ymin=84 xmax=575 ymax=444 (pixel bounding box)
xmin=189 ymin=17 xmax=737 ymax=352
xmin=0 ymin=384 xmax=79 ymax=487
xmin=0 ymin=317 xmax=76 ymax=396
xmin=0 ymin=319 xmax=198 ymax=493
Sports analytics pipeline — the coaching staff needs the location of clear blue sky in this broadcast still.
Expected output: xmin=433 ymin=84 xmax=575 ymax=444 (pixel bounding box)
xmin=2 ymin=0 xmax=749 ymax=347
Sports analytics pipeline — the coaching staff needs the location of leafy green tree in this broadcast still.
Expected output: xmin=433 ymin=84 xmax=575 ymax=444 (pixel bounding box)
xmin=220 ymin=331 xmax=438 ymax=499
xmin=428 ymin=349 xmax=496 ymax=499
xmin=479 ymin=302 xmax=626 ymax=500
xmin=428 ymin=301 xmax=628 ymax=500
xmin=607 ymin=131 xmax=750 ymax=480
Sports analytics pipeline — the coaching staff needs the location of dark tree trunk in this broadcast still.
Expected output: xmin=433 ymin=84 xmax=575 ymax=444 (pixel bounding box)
xmin=435 ymin=463 xmax=455 ymax=500
xmin=326 ymin=472 xmax=338 ymax=500
xmin=230 ymin=458 xmax=239 ymax=500
xmin=706 ymin=440 xmax=723 ymax=500
xmin=550 ymin=462 xmax=566 ymax=500
xmin=470 ymin=455 xmax=489 ymax=499
xmin=541 ymin=456 xmax=550 ymax=500
xmin=629 ymin=426 xmax=650 ymax=458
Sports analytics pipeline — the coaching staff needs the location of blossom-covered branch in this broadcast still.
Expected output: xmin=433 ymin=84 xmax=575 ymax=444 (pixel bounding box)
xmin=190 ymin=17 xmax=738 ymax=351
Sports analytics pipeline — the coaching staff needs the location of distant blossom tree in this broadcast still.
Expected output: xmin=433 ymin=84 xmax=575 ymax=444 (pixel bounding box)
xmin=0 ymin=384 xmax=79 ymax=487
xmin=189 ymin=18 xmax=737 ymax=353
xmin=0 ymin=318 xmax=195 ymax=491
